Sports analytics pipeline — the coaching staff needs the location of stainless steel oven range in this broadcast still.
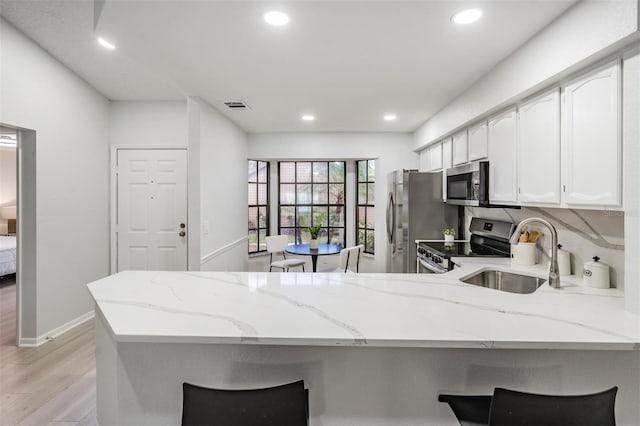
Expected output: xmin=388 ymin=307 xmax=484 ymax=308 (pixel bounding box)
xmin=417 ymin=217 xmax=515 ymax=274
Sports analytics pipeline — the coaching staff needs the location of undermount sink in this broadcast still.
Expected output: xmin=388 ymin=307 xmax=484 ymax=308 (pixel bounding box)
xmin=461 ymin=269 xmax=546 ymax=294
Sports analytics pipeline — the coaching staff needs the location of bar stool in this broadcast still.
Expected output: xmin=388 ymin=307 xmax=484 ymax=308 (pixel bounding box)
xmin=488 ymin=386 xmax=618 ymax=426
xmin=438 ymin=393 xmax=491 ymax=426
xmin=182 ymin=380 xmax=309 ymax=426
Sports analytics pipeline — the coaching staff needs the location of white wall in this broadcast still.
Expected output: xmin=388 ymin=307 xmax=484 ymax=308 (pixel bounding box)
xmin=413 ymin=0 xmax=639 ymax=149
xmin=109 ymin=101 xmax=187 ymax=147
xmin=193 ymin=98 xmax=248 ymax=271
xmin=0 ymin=18 xmax=110 ymax=342
xmin=248 ymin=132 xmax=418 ymax=272
xmin=0 ymin=147 xmax=16 ymax=206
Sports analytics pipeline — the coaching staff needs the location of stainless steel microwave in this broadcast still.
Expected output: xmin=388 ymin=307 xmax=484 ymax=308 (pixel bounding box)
xmin=446 ymin=161 xmax=489 ymax=206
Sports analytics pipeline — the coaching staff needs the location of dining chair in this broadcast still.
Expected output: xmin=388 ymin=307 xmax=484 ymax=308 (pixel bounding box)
xmin=487 ymin=386 xmax=618 ymax=426
xmin=438 ymin=393 xmax=491 ymax=426
xmin=332 ymin=245 xmax=364 ymax=273
xmin=182 ymin=380 xmax=309 ymax=426
xmin=266 ymin=235 xmax=305 ymax=272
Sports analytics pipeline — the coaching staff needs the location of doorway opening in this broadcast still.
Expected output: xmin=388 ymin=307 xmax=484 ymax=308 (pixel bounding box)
xmin=0 ymin=124 xmax=37 ymax=346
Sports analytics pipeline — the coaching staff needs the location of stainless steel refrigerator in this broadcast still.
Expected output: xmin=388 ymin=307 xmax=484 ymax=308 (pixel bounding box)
xmin=386 ymin=170 xmax=459 ymax=273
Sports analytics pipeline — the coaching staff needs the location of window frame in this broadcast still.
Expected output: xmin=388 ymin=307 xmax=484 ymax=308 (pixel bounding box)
xmin=356 ymin=159 xmax=375 ymax=255
xmin=248 ymin=160 xmax=270 ymax=254
xmin=277 ymin=161 xmax=347 ymax=247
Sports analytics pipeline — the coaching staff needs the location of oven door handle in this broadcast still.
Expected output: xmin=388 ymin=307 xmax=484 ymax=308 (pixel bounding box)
xmin=418 ymin=258 xmax=446 ymax=274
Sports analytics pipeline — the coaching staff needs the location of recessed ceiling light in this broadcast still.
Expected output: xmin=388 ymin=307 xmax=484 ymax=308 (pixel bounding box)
xmin=383 ymin=114 xmax=397 ymax=121
xmin=264 ymin=11 xmax=289 ymax=27
xmin=451 ymin=8 xmax=483 ymax=25
xmin=97 ymin=37 xmax=116 ymax=50
xmin=302 ymin=114 xmax=315 ymax=122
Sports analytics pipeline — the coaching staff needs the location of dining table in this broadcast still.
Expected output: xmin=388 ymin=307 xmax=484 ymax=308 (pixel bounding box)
xmin=285 ymin=243 xmax=343 ymax=272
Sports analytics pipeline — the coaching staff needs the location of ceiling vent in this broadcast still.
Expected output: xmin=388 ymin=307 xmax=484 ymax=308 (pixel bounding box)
xmin=224 ymin=101 xmax=250 ymax=110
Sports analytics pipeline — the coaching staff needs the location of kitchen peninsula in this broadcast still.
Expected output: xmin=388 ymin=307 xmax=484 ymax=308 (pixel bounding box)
xmin=88 ymin=268 xmax=640 ymax=425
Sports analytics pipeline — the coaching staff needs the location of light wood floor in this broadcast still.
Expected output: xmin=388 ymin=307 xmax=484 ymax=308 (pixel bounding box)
xmin=0 ymin=276 xmax=97 ymax=425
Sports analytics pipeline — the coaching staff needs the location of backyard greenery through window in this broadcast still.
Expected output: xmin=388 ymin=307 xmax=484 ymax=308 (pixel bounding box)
xmin=278 ymin=161 xmax=346 ymax=247
xmin=356 ymin=159 xmax=375 ymax=254
xmin=248 ymin=160 xmax=269 ymax=253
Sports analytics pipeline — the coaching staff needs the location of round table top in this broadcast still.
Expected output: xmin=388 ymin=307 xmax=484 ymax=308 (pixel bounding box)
xmin=285 ymin=243 xmax=343 ymax=256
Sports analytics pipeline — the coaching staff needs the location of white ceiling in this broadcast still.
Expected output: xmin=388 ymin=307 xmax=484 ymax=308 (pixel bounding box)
xmin=0 ymin=0 xmax=576 ymax=133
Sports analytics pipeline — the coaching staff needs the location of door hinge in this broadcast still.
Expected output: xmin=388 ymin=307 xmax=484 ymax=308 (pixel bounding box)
xmin=563 ymin=185 xmax=566 ymax=192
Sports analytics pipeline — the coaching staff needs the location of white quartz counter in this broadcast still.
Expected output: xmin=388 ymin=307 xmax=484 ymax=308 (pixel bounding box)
xmin=87 ymin=261 xmax=640 ymax=350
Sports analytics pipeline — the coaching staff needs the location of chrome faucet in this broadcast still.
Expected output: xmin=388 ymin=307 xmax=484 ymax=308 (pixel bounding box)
xmin=510 ymin=218 xmax=561 ymax=289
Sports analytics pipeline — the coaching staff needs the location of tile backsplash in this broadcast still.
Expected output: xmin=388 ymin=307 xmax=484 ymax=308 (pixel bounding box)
xmin=465 ymin=206 xmax=624 ymax=288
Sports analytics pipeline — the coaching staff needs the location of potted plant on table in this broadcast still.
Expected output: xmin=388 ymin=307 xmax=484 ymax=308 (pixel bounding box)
xmin=308 ymin=224 xmax=322 ymax=249
xmin=443 ymin=228 xmax=456 ymax=243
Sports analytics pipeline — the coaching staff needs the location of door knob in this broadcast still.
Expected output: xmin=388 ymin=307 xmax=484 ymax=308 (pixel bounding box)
xmin=180 ymin=223 xmax=186 ymax=229
xmin=179 ymin=231 xmax=186 ymax=237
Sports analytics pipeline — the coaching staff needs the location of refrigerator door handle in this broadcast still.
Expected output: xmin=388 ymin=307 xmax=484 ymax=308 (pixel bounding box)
xmin=386 ymin=193 xmax=395 ymax=244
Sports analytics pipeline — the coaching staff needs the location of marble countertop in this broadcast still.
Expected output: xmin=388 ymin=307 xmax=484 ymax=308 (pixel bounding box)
xmin=87 ymin=260 xmax=640 ymax=350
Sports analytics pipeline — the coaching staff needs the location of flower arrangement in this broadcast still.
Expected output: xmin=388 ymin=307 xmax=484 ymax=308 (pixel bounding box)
xmin=443 ymin=228 xmax=456 ymax=236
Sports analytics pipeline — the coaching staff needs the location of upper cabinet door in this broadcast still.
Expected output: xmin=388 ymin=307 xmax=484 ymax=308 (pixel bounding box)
xmin=488 ymin=108 xmax=518 ymax=204
xmin=518 ymin=89 xmax=561 ymax=204
xmin=452 ymin=131 xmax=468 ymax=166
xmin=468 ymin=121 xmax=488 ymax=161
xmin=563 ymin=61 xmax=621 ymax=206
xmin=442 ymin=137 xmax=453 ymax=170
xmin=430 ymin=142 xmax=443 ymax=171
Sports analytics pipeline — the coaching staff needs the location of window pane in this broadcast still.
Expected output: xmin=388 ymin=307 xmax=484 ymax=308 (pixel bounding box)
xmin=312 ymin=207 xmax=328 ymax=226
xmin=358 ymin=206 xmax=366 ymax=228
xmin=296 ymin=206 xmax=311 ymax=228
xmin=258 ymin=229 xmax=267 ymax=252
xmin=257 ymin=161 xmax=268 ymax=183
xmin=296 ymin=162 xmax=312 ymax=183
xmin=248 ymin=207 xmax=258 ymax=230
xmin=296 ymin=184 xmax=311 ymax=204
xmin=329 ymin=162 xmax=344 ymax=183
xmin=358 ymin=161 xmax=367 ymax=182
xmin=357 ymin=229 xmax=365 ymax=246
xmin=368 ymin=160 xmax=375 ymax=181
xmin=279 ymin=228 xmax=296 ymax=244
xmin=248 ymin=161 xmax=257 ymax=182
xmin=299 ymin=228 xmax=311 ymax=244
xmin=328 ymin=228 xmax=344 ymax=246
xmin=329 ymin=184 xmax=344 ymax=204
xmin=367 ymin=183 xmax=375 ymax=204
xmin=257 ymin=183 xmax=268 ymax=205
xmin=312 ymin=162 xmax=328 ymax=182
xmin=248 ymin=183 xmax=257 ymax=205
xmin=366 ymin=230 xmax=375 ymax=253
xmin=366 ymin=207 xmax=375 ymax=229
xmin=358 ymin=183 xmax=367 ymax=205
xmin=280 ymin=162 xmax=295 ymax=183
xmin=329 ymin=206 xmax=344 ymax=227
xmin=280 ymin=184 xmax=295 ymax=204
xmin=248 ymin=230 xmax=258 ymax=253
xmin=280 ymin=206 xmax=295 ymax=227
xmin=318 ymin=230 xmax=328 ymax=244
xmin=258 ymin=206 xmax=267 ymax=228
xmin=312 ymin=184 xmax=328 ymax=204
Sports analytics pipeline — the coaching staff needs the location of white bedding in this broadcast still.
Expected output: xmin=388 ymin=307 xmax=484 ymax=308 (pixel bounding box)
xmin=0 ymin=236 xmax=16 ymax=276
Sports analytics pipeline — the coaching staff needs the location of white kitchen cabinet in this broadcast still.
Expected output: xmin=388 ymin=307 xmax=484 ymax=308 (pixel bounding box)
xmin=468 ymin=121 xmax=488 ymax=161
xmin=452 ymin=131 xmax=468 ymax=166
xmin=488 ymin=108 xmax=518 ymax=204
xmin=429 ymin=141 xmax=443 ymax=171
xmin=517 ymin=89 xmax=561 ymax=204
xmin=563 ymin=61 xmax=621 ymax=207
xmin=442 ymin=137 xmax=453 ymax=170
xmin=419 ymin=147 xmax=431 ymax=172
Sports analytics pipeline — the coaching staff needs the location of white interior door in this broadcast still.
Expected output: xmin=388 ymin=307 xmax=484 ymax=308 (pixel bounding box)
xmin=117 ymin=149 xmax=188 ymax=271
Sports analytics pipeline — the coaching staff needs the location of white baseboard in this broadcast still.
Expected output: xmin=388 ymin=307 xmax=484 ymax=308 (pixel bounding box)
xmin=18 ymin=310 xmax=95 ymax=347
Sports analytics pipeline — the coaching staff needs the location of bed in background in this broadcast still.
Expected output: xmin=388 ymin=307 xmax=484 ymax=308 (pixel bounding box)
xmin=0 ymin=219 xmax=16 ymax=277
